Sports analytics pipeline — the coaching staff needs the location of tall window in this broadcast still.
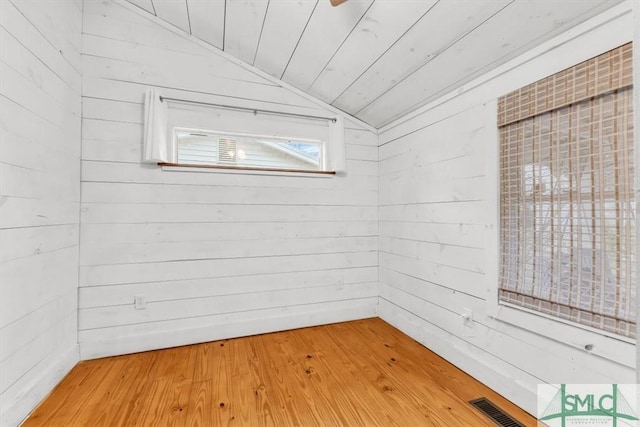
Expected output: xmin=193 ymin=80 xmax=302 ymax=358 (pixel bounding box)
xmin=498 ymin=43 xmax=635 ymax=339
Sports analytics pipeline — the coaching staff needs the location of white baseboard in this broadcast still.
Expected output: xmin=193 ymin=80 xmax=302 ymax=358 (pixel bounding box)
xmin=1 ymin=345 xmax=79 ymax=427
xmin=80 ymin=299 xmax=378 ymax=360
xmin=3 ymin=296 xmax=534 ymax=426
xmin=377 ymin=298 xmax=537 ymax=415
xmin=4 ymin=296 xmax=536 ymax=426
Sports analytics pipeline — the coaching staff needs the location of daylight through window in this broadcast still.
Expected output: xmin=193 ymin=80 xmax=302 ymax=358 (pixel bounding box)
xmin=174 ymin=128 xmax=324 ymax=172
xmin=498 ymin=43 xmax=635 ymax=338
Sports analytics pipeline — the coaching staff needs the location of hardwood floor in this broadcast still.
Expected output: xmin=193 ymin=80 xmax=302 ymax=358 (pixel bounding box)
xmin=23 ymin=318 xmax=535 ymax=426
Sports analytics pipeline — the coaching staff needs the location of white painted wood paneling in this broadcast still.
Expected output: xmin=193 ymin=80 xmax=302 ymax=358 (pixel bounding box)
xmin=79 ymin=267 xmax=377 ymax=307
xmin=80 ymin=33 xmax=266 ymax=84
xmin=79 ymin=0 xmax=378 ymax=359
xmin=81 ymin=298 xmax=378 ymax=359
xmin=307 ymin=0 xmax=437 ymax=103
xmin=280 ymin=0 xmax=373 ymax=88
xmin=253 ymin=0 xmax=317 ymax=78
xmin=187 ymin=0 xmax=225 ymax=49
xmin=126 ymin=0 xmax=622 ymax=128
xmin=359 ymin=0 xmax=625 ymax=127
xmin=115 ymin=0 xmax=377 ymax=132
xmin=127 ymin=0 xmax=155 ymax=14
xmin=0 ymin=0 xmax=81 ymax=425
xmin=83 ymin=5 xmax=206 ymax=56
xmin=152 ymin=0 xmax=191 ymax=32
xmin=9 ymin=0 xmax=82 ymax=68
xmin=332 ymin=0 xmax=510 ymax=113
xmin=377 ymin=7 xmax=635 ymax=414
xmin=224 ymin=0 xmax=269 ymax=64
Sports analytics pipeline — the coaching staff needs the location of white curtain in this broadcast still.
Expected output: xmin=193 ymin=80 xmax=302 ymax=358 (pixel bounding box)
xmin=328 ymin=116 xmax=346 ymax=174
xmin=143 ymin=89 xmax=173 ymax=163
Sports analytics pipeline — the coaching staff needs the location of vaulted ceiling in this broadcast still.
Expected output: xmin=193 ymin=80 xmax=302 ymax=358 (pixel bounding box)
xmin=125 ymin=0 xmax=624 ymax=128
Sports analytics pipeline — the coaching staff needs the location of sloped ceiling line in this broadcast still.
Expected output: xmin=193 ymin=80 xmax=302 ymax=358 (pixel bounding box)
xmin=348 ymin=0 xmax=514 ymax=116
xmin=114 ymin=0 xmax=378 ymax=132
xmin=251 ymin=0 xmax=270 ymax=65
xmin=327 ymin=0 xmax=442 ymax=106
xmin=302 ymin=0 xmax=375 ymax=92
xmin=279 ymin=0 xmax=320 ymax=80
xmin=125 ymin=0 xmax=624 ymax=129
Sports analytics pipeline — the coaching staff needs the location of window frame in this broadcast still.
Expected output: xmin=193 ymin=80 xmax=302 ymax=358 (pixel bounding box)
xmin=162 ymin=127 xmax=335 ymax=176
xmin=485 ymin=98 xmax=635 ymax=369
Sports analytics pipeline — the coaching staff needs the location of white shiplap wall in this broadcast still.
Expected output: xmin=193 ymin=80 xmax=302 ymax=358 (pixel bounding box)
xmin=377 ymin=3 xmax=636 ymax=414
xmin=79 ymin=0 xmax=378 ymax=359
xmin=0 ymin=1 xmax=82 ymax=425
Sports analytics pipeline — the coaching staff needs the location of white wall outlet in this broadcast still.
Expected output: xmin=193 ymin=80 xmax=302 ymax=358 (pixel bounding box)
xmin=134 ymin=295 xmax=146 ymax=310
xmin=461 ymin=308 xmax=473 ymax=327
xmin=337 ymin=279 xmax=344 ymax=291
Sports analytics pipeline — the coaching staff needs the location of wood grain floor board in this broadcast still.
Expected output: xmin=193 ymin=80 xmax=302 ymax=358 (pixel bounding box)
xmin=250 ymin=333 xmax=314 ymax=426
xmin=187 ymin=342 xmax=231 ymax=425
xmin=358 ymin=319 xmax=533 ymax=423
xmin=20 ymin=362 xmax=95 ymax=426
xmin=315 ymin=323 xmax=440 ymax=425
xmin=294 ymin=325 xmax=409 ymax=426
xmin=273 ymin=330 xmax=377 ymax=427
xmin=185 ymin=379 xmax=214 ymax=427
xmin=23 ymin=318 xmax=536 ymax=426
xmin=325 ymin=321 xmax=490 ymax=426
xmin=106 ymin=351 xmax=160 ymax=426
xmin=76 ymin=355 xmax=148 ymax=426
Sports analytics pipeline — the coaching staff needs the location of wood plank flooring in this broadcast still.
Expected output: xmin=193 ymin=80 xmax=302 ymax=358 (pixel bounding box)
xmin=23 ymin=318 xmax=536 ymax=426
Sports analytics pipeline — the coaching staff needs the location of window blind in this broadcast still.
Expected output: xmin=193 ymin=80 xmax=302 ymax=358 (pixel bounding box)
xmin=498 ymin=43 xmax=635 ymax=339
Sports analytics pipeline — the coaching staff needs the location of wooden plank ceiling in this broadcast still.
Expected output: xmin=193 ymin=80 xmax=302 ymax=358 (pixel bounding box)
xmin=125 ymin=0 xmax=624 ymax=128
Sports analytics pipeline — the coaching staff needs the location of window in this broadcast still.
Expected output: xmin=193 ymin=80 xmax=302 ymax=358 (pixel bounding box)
xmin=143 ymin=93 xmax=345 ymax=175
xmin=498 ymin=43 xmax=635 ymax=338
xmin=174 ymin=128 xmax=325 ymax=172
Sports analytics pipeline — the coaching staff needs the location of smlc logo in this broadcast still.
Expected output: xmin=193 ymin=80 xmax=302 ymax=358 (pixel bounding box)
xmin=537 ymin=384 xmax=639 ymax=427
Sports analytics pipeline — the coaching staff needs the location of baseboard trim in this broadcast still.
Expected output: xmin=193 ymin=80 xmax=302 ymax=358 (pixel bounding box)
xmin=377 ymin=298 xmax=537 ymax=414
xmin=1 ymin=345 xmax=79 ymax=427
xmin=80 ymin=299 xmax=378 ymax=360
xmin=7 ymin=297 xmax=535 ymax=424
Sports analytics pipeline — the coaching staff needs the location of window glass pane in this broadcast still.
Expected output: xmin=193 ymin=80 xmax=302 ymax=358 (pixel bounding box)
xmin=176 ymin=129 xmax=323 ymax=171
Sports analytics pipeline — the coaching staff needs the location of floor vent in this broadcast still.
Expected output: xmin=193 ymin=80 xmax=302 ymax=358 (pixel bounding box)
xmin=469 ymin=397 xmax=524 ymax=427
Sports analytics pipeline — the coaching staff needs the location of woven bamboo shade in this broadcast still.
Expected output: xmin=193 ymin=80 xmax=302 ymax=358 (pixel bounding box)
xmin=498 ymin=44 xmax=635 ymax=338
xmin=498 ymin=44 xmax=632 ymax=127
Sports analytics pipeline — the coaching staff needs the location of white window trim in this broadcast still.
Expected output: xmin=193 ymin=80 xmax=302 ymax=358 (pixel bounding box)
xmin=160 ymin=164 xmax=335 ymax=178
xmin=484 ymin=99 xmax=635 ymax=369
xmin=168 ymin=127 xmax=333 ymax=177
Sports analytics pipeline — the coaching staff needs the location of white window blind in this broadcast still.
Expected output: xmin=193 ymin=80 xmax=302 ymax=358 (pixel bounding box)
xmin=498 ymin=43 xmax=635 ymax=339
xmin=218 ymin=138 xmax=238 ymax=164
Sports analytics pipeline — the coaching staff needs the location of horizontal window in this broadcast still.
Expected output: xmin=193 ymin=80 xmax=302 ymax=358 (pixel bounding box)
xmin=173 ymin=128 xmax=326 ymax=173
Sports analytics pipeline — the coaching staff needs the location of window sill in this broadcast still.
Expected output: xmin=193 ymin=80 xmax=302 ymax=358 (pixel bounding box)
xmin=491 ymin=302 xmax=635 ymax=368
xmin=159 ymin=163 xmax=337 ymax=178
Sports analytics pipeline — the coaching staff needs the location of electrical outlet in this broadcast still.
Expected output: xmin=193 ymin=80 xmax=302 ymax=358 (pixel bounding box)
xmin=134 ymin=295 xmax=146 ymax=310
xmin=461 ymin=308 xmax=473 ymax=327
